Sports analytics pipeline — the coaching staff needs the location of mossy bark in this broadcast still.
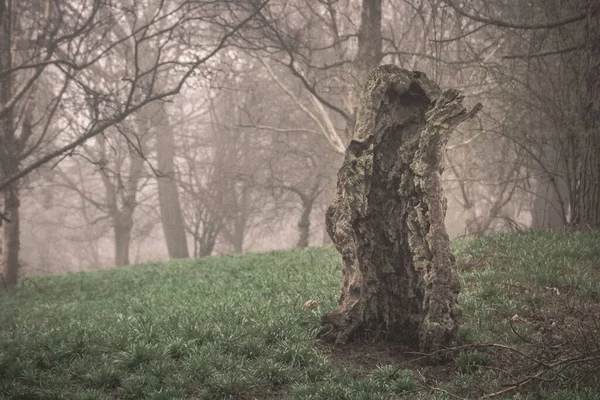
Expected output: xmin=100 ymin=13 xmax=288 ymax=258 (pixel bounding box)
xmin=320 ymin=65 xmax=481 ymax=352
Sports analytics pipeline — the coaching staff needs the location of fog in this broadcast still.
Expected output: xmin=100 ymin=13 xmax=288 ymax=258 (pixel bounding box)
xmin=1 ymin=0 xmax=598 ymax=279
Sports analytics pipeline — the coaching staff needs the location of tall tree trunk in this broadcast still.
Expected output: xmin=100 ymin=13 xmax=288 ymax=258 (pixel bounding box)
xmin=227 ymin=186 xmax=250 ymax=254
xmin=2 ymin=187 xmax=20 ymax=285
xmin=296 ymin=180 xmax=321 ymax=248
xmin=354 ymin=0 xmax=383 ymax=87
xmin=321 ymin=180 xmax=337 ymax=246
xmin=129 ymin=6 xmax=190 ymax=259
xmin=198 ymin=218 xmax=221 ymax=257
xmin=531 ymin=177 xmax=568 ymax=229
xmin=317 ymin=0 xmax=382 ymax=247
xmin=114 ymin=214 xmax=133 ymax=266
xmin=296 ymin=198 xmax=314 ymax=248
xmin=574 ymin=6 xmax=600 ymax=226
xmin=231 ymin=215 xmax=245 ymax=254
xmin=0 ymin=0 xmax=19 ymax=286
xmin=97 ymin=132 xmax=145 ymax=267
xmin=221 ymin=213 xmax=245 ymax=254
xmin=320 ymin=66 xmax=480 ymax=352
xmin=319 ymin=0 xmax=383 ymax=246
xmin=154 ymin=107 xmax=189 ymax=259
xmin=199 ymin=240 xmax=216 ymax=257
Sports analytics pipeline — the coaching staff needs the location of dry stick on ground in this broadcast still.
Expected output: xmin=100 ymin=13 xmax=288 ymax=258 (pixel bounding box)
xmin=386 ymin=341 xmax=600 ymax=399
xmin=415 ymin=368 xmax=466 ymax=400
xmin=479 ymin=353 xmax=600 ymax=399
xmin=401 ymin=343 xmax=552 ymax=368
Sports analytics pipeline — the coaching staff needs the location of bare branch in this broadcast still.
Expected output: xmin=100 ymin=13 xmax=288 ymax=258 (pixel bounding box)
xmin=503 ymin=44 xmax=586 ymax=59
xmin=441 ymin=0 xmax=589 ymax=30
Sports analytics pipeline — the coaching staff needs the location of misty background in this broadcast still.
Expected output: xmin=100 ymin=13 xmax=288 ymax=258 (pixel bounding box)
xmin=1 ymin=0 xmax=597 ymax=279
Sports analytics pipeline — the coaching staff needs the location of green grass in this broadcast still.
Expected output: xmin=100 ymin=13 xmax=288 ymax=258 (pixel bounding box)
xmin=1 ymin=230 xmax=599 ymax=399
xmin=455 ymin=230 xmax=600 ymax=342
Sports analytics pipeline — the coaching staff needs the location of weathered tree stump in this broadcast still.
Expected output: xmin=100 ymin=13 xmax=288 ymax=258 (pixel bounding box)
xmin=320 ymin=65 xmax=481 ymax=353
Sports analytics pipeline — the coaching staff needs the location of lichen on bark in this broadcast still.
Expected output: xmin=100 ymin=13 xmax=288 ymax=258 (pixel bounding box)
xmin=320 ymin=65 xmax=481 ymax=353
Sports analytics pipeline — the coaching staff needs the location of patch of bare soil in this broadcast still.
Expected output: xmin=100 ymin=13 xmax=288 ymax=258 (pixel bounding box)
xmin=316 ymin=286 xmax=600 ymax=398
xmin=316 ymin=340 xmax=457 ymax=382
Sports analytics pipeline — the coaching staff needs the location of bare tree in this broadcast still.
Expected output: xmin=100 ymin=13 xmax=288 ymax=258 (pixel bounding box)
xmin=138 ymin=103 xmax=190 ymax=259
xmin=0 ymin=0 xmax=263 ymax=284
xmin=264 ymin=131 xmax=333 ymax=248
xmin=440 ymin=0 xmax=600 ymax=228
xmin=54 ymin=122 xmax=153 ymax=266
xmin=175 ymin=72 xmax=274 ymax=256
xmin=211 ymin=98 xmax=272 ymax=255
xmin=237 ymin=0 xmax=524 ymax=239
xmin=177 ymin=100 xmax=228 ymax=257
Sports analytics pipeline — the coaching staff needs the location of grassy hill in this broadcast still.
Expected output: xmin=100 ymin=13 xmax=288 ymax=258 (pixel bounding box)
xmin=1 ymin=230 xmax=599 ymax=399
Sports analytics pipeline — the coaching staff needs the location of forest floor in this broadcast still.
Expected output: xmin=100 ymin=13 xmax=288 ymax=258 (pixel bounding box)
xmin=1 ymin=230 xmax=599 ymax=399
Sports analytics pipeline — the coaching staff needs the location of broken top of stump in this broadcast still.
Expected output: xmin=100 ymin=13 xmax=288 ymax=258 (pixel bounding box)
xmin=353 ymin=66 xmax=441 ymax=144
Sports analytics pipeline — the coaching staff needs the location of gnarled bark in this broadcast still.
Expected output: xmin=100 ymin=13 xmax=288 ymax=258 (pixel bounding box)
xmin=320 ymin=65 xmax=481 ymax=353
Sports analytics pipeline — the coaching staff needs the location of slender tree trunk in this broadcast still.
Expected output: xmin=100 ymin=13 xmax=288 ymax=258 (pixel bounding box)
xmin=231 ymin=217 xmax=245 ymax=254
xmin=573 ymin=7 xmax=600 ymax=227
xmin=320 ymin=66 xmax=480 ymax=353
xmin=320 ymin=0 xmax=383 ymax=245
xmin=114 ymin=215 xmax=133 ymax=266
xmin=322 ymin=178 xmax=344 ymax=247
xmin=2 ymin=187 xmax=20 ymax=285
xmin=354 ymin=0 xmax=383 ymax=88
xmin=531 ymin=177 xmax=568 ymax=229
xmin=156 ymin=110 xmax=190 ymax=259
xmin=198 ymin=220 xmax=221 ymax=257
xmin=296 ymin=198 xmax=314 ymax=248
xmin=296 ymin=179 xmax=321 ymax=248
xmin=129 ymin=11 xmax=190 ymax=259
xmin=220 ymin=215 xmax=245 ymax=254
xmin=97 ymin=132 xmax=145 ymax=267
xmin=191 ymin=221 xmax=202 ymax=258
xmin=316 ymin=0 xmax=382 ymax=246
xmin=228 ymin=186 xmax=250 ymax=254
xmin=199 ymin=240 xmax=216 ymax=257
xmin=0 ymin=0 xmax=19 ymax=286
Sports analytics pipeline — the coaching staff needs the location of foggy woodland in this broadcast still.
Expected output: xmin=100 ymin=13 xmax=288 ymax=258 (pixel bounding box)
xmin=1 ymin=0 xmax=599 ymax=284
